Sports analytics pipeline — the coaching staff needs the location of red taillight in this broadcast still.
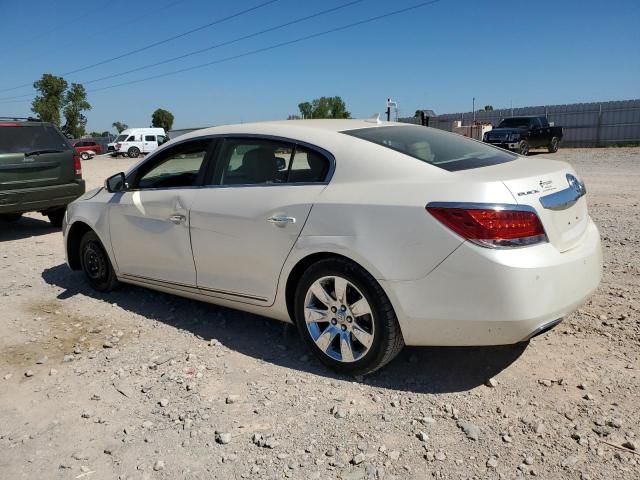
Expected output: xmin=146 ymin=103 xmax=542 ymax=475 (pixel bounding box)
xmin=427 ymin=205 xmax=547 ymax=248
xmin=73 ymin=155 xmax=82 ymax=178
xmin=0 ymin=123 xmax=22 ymax=127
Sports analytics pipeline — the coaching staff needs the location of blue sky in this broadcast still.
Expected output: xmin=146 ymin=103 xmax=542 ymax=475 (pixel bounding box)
xmin=1 ymin=0 xmax=638 ymax=132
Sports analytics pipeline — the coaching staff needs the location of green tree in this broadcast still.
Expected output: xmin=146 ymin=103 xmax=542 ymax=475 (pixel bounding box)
xmin=62 ymin=83 xmax=91 ymax=138
xmin=484 ymin=105 xmax=494 ymax=111
xmin=31 ymin=74 xmax=68 ymax=126
xmin=297 ymin=97 xmax=351 ymax=119
xmin=89 ymin=131 xmax=111 ymax=137
xmin=151 ymin=108 xmax=174 ymax=131
xmin=112 ymin=121 xmax=128 ymax=133
xmin=287 ymin=114 xmax=301 ymax=120
xmin=298 ymin=102 xmax=313 ymax=119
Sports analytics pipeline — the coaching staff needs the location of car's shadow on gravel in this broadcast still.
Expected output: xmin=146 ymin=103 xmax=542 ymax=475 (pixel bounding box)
xmin=0 ymin=217 xmax=58 ymax=241
xmin=42 ymin=263 xmax=527 ymax=394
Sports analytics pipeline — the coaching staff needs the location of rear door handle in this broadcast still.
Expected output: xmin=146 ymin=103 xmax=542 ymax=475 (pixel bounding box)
xmin=267 ymin=215 xmax=296 ymax=225
xmin=169 ymin=214 xmax=186 ymax=224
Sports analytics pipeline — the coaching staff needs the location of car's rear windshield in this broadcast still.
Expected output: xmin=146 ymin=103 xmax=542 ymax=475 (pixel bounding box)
xmin=343 ymin=125 xmax=516 ymax=172
xmin=0 ymin=124 xmax=71 ymax=154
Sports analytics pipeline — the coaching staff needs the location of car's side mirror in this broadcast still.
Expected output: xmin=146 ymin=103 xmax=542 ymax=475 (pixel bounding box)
xmin=105 ymin=172 xmax=127 ymax=193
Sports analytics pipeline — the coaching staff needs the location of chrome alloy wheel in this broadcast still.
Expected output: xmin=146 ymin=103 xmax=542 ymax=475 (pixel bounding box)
xmin=303 ymin=276 xmax=375 ymax=363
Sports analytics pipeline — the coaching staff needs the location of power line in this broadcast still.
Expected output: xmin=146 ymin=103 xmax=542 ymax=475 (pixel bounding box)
xmin=17 ymin=0 xmax=191 ymax=66
xmin=0 ymin=0 xmax=281 ymax=93
xmin=87 ymin=0 xmax=442 ymax=94
xmin=79 ymin=0 xmax=366 ymax=87
xmin=1 ymin=0 xmax=443 ymax=105
xmin=0 ymin=0 xmax=364 ymax=103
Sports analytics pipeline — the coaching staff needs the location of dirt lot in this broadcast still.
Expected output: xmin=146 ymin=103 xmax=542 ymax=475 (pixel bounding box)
xmin=1 ymin=148 xmax=639 ymax=480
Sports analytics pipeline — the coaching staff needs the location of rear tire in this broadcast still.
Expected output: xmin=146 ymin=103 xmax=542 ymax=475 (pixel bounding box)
xmin=127 ymin=147 xmax=140 ymax=158
xmin=548 ymin=136 xmax=559 ymax=153
xmin=0 ymin=213 xmax=22 ymax=222
xmin=47 ymin=208 xmax=66 ymax=227
xmin=79 ymin=231 xmax=119 ymax=292
xmin=80 ymin=151 xmax=90 ymax=160
xmin=518 ymin=140 xmax=530 ymax=156
xmin=294 ymin=258 xmax=404 ymax=376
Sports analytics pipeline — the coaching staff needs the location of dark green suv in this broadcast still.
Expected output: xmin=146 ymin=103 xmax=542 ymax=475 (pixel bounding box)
xmin=0 ymin=117 xmax=85 ymax=226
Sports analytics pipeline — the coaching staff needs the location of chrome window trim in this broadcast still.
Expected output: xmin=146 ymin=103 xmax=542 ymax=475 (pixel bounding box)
xmin=122 ymin=133 xmax=335 ymax=192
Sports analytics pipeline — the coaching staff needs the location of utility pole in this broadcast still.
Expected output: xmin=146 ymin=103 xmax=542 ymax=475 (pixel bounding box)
xmin=472 ymin=97 xmax=476 ymax=123
xmin=386 ymin=98 xmax=398 ymax=122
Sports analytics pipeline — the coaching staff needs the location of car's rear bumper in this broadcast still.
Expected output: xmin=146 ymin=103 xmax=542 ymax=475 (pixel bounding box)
xmin=382 ymin=219 xmax=602 ymax=346
xmin=0 ymin=180 xmax=86 ymax=214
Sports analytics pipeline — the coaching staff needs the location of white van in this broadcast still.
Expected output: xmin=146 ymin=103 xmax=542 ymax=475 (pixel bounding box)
xmin=110 ymin=128 xmax=168 ymax=158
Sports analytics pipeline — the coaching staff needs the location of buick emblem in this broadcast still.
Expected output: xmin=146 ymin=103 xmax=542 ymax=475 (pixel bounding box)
xmin=566 ymin=174 xmax=585 ymax=195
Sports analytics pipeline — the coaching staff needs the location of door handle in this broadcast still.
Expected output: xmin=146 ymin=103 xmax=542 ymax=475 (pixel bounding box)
xmin=267 ymin=215 xmax=296 ymax=225
xmin=169 ymin=214 xmax=186 ymax=224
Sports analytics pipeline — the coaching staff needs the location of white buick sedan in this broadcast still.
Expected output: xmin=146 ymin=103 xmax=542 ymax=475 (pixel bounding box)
xmin=63 ymin=119 xmax=602 ymax=374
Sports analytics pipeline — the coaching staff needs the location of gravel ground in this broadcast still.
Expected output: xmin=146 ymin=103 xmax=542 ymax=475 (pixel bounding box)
xmin=0 ymin=148 xmax=639 ymax=480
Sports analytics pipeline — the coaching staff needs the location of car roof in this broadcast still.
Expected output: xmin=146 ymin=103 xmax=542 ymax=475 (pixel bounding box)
xmin=177 ymin=119 xmax=408 ymax=144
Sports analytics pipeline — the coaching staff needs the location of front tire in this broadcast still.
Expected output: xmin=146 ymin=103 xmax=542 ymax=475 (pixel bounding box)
xmin=79 ymin=231 xmax=119 ymax=292
xmin=0 ymin=213 xmax=22 ymax=222
xmin=80 ymin=151 xmax=90 ymax=160
xmin=127 ymin=147 xmax=140 ymax=158
xmin=518 ymin=140 xmax=530 ymax=156
xmin=548 ymin=136 xmax=560 ymax=153
xmin=294 ymin=258 xmax=404 ymax=376
xmin=47 ymin=208 xmax=66 ymax=227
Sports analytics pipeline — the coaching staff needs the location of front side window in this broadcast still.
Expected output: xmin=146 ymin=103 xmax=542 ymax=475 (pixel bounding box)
xmin=126 ymin=135 xmax=135 ymax=142
xmin=115 ymin=134 xmax=127 ymax=142
xmin=136 ymin=140 xmax=210 ymax=189
xmin=343 ymin=125 xmax=516 ymax=172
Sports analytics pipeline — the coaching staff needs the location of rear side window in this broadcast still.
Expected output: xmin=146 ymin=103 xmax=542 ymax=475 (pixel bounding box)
xmin=343 ymin=125 xmax=516 ymax=172
xmin=145 ymin=135 xmax=156 ymax=141
xmin=215 ymin=138 xmax=330 ymax=186
xmin=0 ymin=124 xmax=70 ymax=154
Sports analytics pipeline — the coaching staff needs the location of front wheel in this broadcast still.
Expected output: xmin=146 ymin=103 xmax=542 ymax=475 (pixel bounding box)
xmin=0 ymin=213 xmax=22 ymax=222
xmin=80 ymin=151 xmax=90 ymax=160
xmin=79 ymin=231 xmax=119 ymax=292
xmin=518 ymin=140 xmax=530 ymax=156
xmin=548 ymin=136 xmax=560 ymax=153
xmin=127 ymin=147 xmax=140 ymax=158
xmin=294 ymin=258 xmax=404 ymax=376
xmin=47 ymin=208 xmax=65 ymax=227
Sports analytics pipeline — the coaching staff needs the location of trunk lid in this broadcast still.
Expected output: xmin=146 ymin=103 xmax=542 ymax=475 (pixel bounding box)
xmin=458 ymin=157 xmax=589 ymax=252
xmin=0 ymin=123 xmax=75 ymax=191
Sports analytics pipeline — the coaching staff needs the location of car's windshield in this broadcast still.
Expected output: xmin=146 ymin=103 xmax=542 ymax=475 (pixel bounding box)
xmin=343 ymin=125 xmax=516 ymax=172
xmin=0 ymin=124 xmax=70 ymax=154
xmin=115 ymin=134 xmax=127 ymax=142
xmin=498 ymin=118 xmax=532 ymax=128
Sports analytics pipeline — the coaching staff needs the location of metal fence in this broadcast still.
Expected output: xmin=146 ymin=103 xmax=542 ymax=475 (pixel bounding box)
xmin=399 ymin=99 xmax=640 ymax=147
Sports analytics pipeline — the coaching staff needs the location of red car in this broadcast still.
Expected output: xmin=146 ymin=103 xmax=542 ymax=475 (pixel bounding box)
xmin=73 ymin=140 xmax=102 ymax=159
